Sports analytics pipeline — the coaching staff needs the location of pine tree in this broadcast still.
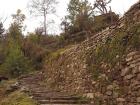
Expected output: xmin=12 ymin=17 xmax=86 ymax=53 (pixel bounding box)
xmin=66 ymin=0 xmax=94 ymax=33
xmin=0 ymin=10 xmax=33 ymax=77
xmin=1 ymin=40 xmax=32 ymax=77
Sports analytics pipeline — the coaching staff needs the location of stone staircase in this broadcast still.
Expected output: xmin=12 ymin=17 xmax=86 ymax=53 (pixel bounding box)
xmin=18 ymin=72 xmax=91 ymax=105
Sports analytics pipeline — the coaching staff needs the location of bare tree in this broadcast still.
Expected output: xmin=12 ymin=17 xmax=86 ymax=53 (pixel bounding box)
xmin=28 ymin=0 xmax=57 ymax=35
xmin=0 ymin=17 xmax=7 ymax=24
xmin=94 ymin=0 xmax=112 ymax=14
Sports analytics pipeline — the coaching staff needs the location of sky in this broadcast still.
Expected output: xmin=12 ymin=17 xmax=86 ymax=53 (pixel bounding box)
xmin=0 ymin=0 xmax=138 ymax=35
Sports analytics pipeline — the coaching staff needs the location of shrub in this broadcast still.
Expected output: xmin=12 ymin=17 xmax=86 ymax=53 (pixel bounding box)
xmin=0 ymin=91 xmax=37 ymax=105
xmin=0 ymin=40 xmax=33 ymax=78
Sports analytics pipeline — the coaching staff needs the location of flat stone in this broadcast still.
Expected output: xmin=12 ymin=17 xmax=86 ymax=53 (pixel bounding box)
xmin=121 ymin=68 xmax=130 ymax=76
xmin=137 ymin=73 xmax=140 ymax=80
xmin=126 ymin=56 xmax=133 ymax=62
xmin=137 ymin=97 xmax=140 ymax=103
xmin=106 ymin=91 xmax=112 ymax=96
xmin=116 ymin=98 xmax=126 ymax=102
xmin=127 ymin=51 xmax=138 ymax=57
xmin=83 ymin=93 xmax=94 ymax=99
xmin=130 ymin=64 xmax=137 ymax=68
xmin=107 ymin=85 xmax=113 ymax=90
xmin=127 ymin=103 xmax=136 ymax=105
xmin=131 ymin=80 xmax=140 ymax=86
xmin=132 ymin=66 xmax=140 ymax=74
xmin=124 ymin=74 xmax=134 ymax=80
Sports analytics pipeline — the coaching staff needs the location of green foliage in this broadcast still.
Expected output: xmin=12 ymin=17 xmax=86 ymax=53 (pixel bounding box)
xmin=12 ymin=9 xmax=26 ymax=30
xmin=8 ymin=23 xmax=23 ymax=43
xmin=65 ymin=0 xmax=94 ymax=34
xmin=22 ymin=33 xmax=53 ymax=70
xmin=92 ymin=12 xmax=119 ymax=33
xmin=62 ymin=0 xmax=119 ymax=45
xmin=22 ymin=40 xmax=46 ymax=70
xmin=68 ymin=0 xmax=94 ymax=24
xmin=0 ymin=91 xmax=37 ymax=105
xmin=0 ymin=11 xmax=34 ymax=78
xmin=127 ymin=24 xmax=140 ymax=50
xmin=0 ymin=40 xmax=33 ymax=78
xmin=26 ymin=33 xmax=41 ymax=44
xmin=22 ymin=32 xmax=67 ymax=70
xmin=0 ymin=42 xmax=7 ymax=65
xmin=8 ymin=9 xmax=26 ymax=44
xmin=46 ymin=48 xmax=67 ymax=66
xmin=0 ymin=79 xmax=37 ymax=105
xmin=0 ymin=80 xmax=17 ymax=100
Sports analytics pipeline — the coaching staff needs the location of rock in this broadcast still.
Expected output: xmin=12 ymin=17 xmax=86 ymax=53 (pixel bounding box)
xmin=0 ymin=76 xmax=8 ymax=82
xmin=137 ymin=73 xmax=140 ymax=80
xmin=20 ymin=86 xmax=29 ymax=93
xmin=121 ymin=68 xmax=130 ymax=76
xmin=92 ymin=81 xmax=96 ymax=85
xmin=83 ymin=93 xmax=94 ymax=99
xmin=126 ymin=56 xmax=133 ymax=62
xmin=94 ymin=92 xmax=103 ymax=97
xmin=116 ymin=98 xmax=125 ymax=102
xmin=132 ymin=66 xmax=140 ymax=74
xmin=137 ymin=97 xmax=140 ymax=103
xmin=127 ymin=51 xmax=138 ymax=58
xmin=124 ymin=74 xmax=134 ymax=80
xmin=106 ymin=91 xmax=112 ymax=96
xmin=83 ymin=65 xmax=86 ymax=69
xmin=131 ymin=80 xmax=140 ymax=87
xmin=107 ymin=85 xmax=113 ymax=90
xmin=113 ymin=92 xmax=119 ymax=98
xmin=6 ymin=82 xmax=20 ymax=94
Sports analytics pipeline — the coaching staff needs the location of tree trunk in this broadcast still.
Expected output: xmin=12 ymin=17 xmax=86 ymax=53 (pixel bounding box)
xmin=44 ymin=9 xmax=47 ymax=35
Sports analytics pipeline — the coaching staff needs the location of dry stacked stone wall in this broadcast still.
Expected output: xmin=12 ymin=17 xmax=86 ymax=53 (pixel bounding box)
xmin=45 ymin=1 xmax=140 ymax=105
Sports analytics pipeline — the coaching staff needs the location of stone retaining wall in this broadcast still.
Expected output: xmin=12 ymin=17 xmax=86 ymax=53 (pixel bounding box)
xmin=44 ymin=2 xmax=140 ymax=105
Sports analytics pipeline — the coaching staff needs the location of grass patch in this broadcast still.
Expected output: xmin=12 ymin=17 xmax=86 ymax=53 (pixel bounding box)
xmin=0 ymin=91 xmax=37 ymax=105
xmin=46 ymin=45 xmax=73 ymax=63
xmin=0 ymin=80 xmax=17 ymax=99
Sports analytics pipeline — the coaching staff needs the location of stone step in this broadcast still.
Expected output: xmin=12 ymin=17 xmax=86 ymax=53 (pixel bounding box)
xmin=19 ymin=79 xmax=43 ymax=82
xmin=19 ymin=73 xmax=91 ymax=105
xmin=33 ymin=95 xmax=81 ymax=101
xmin=31 ymin=93 xmax=75 ymax=98
xmin=30 ymin=90 xmax=61 ymax=94
xmin=40 ymin=104 xmax=93 ymax=105
xmin=38 ymin=99 xmax=90 ymax=104
xmin=31 ymin=92 xmax=77 ymax=98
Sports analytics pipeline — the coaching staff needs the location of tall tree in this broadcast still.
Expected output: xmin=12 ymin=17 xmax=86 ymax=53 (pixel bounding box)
xmin=94 ymin=0 xmax=112 ymax=14
xmin=66 ymin=0 xmax=94 ymax=33
xmin=9 ymin=9 xmax=25 ymax=42
xmin=12 ymin=9 xmax=26 ymax=28
xmin=0 ymin=10 xmax=33 ymax=77
xmin=28 ymin=0 xmax=57 ymax=35
xmin=0 ymin=22 xmax=5 ymax=65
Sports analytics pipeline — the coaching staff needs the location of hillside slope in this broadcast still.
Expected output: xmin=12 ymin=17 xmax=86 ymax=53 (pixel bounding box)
xmin=44 ymin=2 xmax=140 ymax=105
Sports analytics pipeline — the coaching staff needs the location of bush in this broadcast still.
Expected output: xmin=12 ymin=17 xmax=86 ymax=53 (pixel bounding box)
xmin=92 ymin=12 xmax=119 ymax=33
xmin=0 ymin=40 xmax=33 ymax=78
